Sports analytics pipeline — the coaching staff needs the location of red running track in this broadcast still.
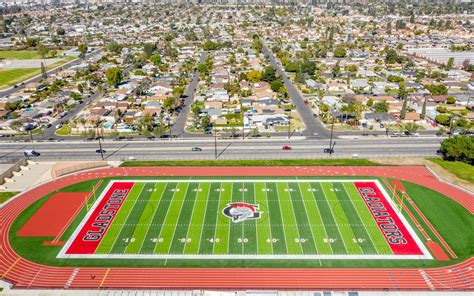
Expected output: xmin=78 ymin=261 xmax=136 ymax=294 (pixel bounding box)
xmin=1 ymin=166 xmax=472 ymax=291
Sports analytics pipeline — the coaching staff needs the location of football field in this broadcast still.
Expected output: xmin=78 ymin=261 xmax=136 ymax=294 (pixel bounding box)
xmin=60 ymin=179 xmax=431 ymax=260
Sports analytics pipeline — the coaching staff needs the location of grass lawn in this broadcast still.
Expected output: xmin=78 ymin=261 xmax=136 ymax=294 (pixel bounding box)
xmin=427 ymin=158 xmax=474 ymax=184
xmin=0 ymin=50 xmax=66 ymax=60
xmin=325 ymin=124 xmax=360 ymax=131
xmin=55 ymin=125 xmax=71 ymax=136
xmin=0 ymin=68 xmax=40 ymax=89
xmin=0 ymin=191 xmax=19 ymax=204
xmin=120 ymin=159 xmax=381 ymax=167
xmin=0 ymin=57 xmax=75 ymax=89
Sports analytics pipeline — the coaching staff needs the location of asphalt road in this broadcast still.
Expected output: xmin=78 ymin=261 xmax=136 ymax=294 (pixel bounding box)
xmin=171 ymin=52 xmax=208 ymax=137
xmin=261 ymin=41 xmax=330 ymax=139
xmin=0 ymin=136 xmax=443 ymax=162
xmin=41 ymin=91 xmax=103 ymax=139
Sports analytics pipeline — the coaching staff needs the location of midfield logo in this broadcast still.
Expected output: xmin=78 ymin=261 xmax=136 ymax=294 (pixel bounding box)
xmin=222 ymin=202 xmax=261 ymax=223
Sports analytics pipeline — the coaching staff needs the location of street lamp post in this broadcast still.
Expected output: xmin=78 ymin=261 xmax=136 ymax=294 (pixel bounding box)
xmin=287 ymin=111 xmax=291 ymax=140
xmin=214 ymin=128 xmax=218 ymax=159
xmin=96 ymin=121 xmax=104 ymax=160
xmin=328 ymin=116 xmax=335 ymax=156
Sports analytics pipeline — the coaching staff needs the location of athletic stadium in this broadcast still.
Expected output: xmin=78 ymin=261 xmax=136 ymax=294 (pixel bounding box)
xmin=1 ymin=165 xmax=472 ymax=292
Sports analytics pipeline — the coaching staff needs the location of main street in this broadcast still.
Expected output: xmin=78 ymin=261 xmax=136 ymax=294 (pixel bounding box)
xmin=0 ymin=136 xmax=442 ymax=161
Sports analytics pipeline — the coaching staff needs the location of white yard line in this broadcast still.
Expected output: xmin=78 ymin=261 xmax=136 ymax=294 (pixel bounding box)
xmin=262 ymin=182 xmax=274 ymax=255
xmin=151 ymin=183 xmax=180 ymax=254
xmin=208 ymin=182 xmax=222 ymax=254
xmin=182 ymin=182 xmax=200 ymax=253
xmin=136 ymin=182 xmax=167 ymax=254
xmin=165 ymin=180 xmax=191 ymax=255
xmin=319 ymin=183 xmax=350 ymax=255
xmin=304 ymin=182 xmax=333 ymax=255
xmin=342 ymin=182 xmax=380 ymax=256
xmin=295 ymin=179 xmax=319 ymax=255
xmin=105 ymin=183 xmax=146 ymax=254
xmin=252 ymin=182 xmax=259 ymax=255
xmin=195 ymin=182 xmax=212 ymax=254
xmin=285 ymin=181 xmax=305 ymax=254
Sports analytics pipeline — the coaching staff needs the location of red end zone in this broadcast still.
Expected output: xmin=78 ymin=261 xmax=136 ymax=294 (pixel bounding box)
xmin=354 ymin=181 xmax=423 ymax=256
xmin=65 ymin=182 xmax=134 ymax=255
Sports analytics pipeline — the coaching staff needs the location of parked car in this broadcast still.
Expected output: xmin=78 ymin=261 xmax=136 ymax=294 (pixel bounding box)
xmin=282 ymin=145 xmax=292 ymax=150
xmin=191 ymin=147 xmax=202 ymax=151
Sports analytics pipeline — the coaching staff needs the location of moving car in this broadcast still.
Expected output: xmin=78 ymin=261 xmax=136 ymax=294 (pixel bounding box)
xmin=191 ymin=147 xmax=202 ymax=151
xmin=95 ymin=149 xmax=106 ymax=154
xmin=282 ymin=145 xmax=292 ymax=150
xmin=323 ymin=148 xmax=334 ymax=154
xmin=23 ymin=150 xmax=40 ymax=157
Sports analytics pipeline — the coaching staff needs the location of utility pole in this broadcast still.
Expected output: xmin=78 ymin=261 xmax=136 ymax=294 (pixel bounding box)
xmin=328 ymin=116 xmax=335 ymax=156
xmin=168 ymin=120 xmax=172 ymax=139
xmin=287 ymin=112 xmax=291 ymax=140
xmin=96 ymin=122 xmax=104 ymax=160
xmin=214 ymin=128 xmax=218 ymax=159
xmin=242 ymin=102 xmax=245 ymax=140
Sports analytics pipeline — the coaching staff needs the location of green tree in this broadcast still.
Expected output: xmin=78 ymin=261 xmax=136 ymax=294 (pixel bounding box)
xmin=440 ymin=135 xmax=474 ymax=164
xmin=163 ymin=96 xmax=177 ymax=110
xmin=40 ymin=61 xmax=47 ymax=80
xmin=143 ymin=43 xmax=155 ymax=58
xmin=426 ymin=84 xmax=448 ymax=95
xmin=447 ymin=96 xmax=456 ymax=104
xmin=150 ymin=53 xmax=161 ymax=66
xmin=270 ymin=79 xmax=283 ymax=92
xmin=78 ymin=43 xmax=88 ymax=59
xmin=107 ymin=41 xmax=122 ymax=54
xmin=385 ymin=49 xmax=402 ymax=64
xmin=301 ymin=61 xmax=316 ymax=75
xmin=446 ymin=57 xmax=454 ymax=70
xmin=421 ymin=98 xmax=427 ymax=119
xmin=202 ymin=40 xmax=219 ymax=51
xmin=435 ymin=114 xmax=451 ymax=126
xmin=261 ymin=66 xmax=277 ymax=83
xmin=284 ymin=61 xmax=300 ymax=72
xmin=36 ymin=44 xmax=49 ymax=59
xmin=400 ymin=98 xmax=408 ymax=120
xmin=333 ymin=46 xmax=347 ymax=58
xmin=172 ymin=86 xmax=185 ymax=98
xmin=246 ymin=70 xmax=262 ymax=83
xmin=105 ymin=67 xmax=122 ymax=87
xmin=56 ymin=27 xmax=65 ymax=36
xmin=374 ymin=101 xmax=389 ymax=113
xmin=25 ymin=38 xmax=38 ymax=48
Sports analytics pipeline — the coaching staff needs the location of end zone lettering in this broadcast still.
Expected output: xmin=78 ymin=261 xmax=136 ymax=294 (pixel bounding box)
xmin=65 ymin=182 xmax=134 ymax=255
xmin=354 ymin=182 xmax=423 ymax=255
xmin=83 ymin=189 xmax=129 ymax=241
